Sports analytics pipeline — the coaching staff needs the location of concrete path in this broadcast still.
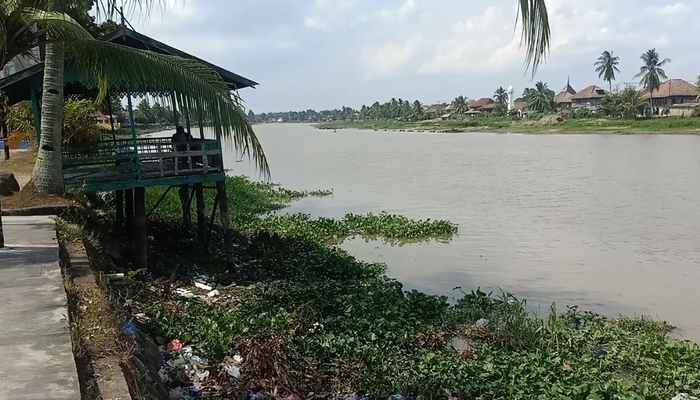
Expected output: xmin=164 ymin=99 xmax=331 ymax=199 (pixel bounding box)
xmin=0 ymin=216 xmax=80 ymax=400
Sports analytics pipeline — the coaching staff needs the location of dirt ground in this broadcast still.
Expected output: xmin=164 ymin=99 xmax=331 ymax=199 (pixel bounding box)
xmin=0 ymin=149 xmax=75 ymax=209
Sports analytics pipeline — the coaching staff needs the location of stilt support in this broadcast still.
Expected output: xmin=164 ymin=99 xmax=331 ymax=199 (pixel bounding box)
xmin=179 ymin=185 xmax=192 ymax=228
xmin=125 ymin=188 xmax=134 ymax=232
xmin=195 ymin=183 xmax=205 ymax=240
xmin=134 ymin=187 xmax=148 ymax=268
xmin=115 ymin=190 xmax=124 ymax=229
xmin=216 ymin=180 xmax=232 ymax=259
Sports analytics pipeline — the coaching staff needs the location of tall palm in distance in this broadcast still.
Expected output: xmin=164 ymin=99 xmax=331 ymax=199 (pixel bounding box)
xmin=594 ymin=50 xmax=621 ymax=92
xmin=635 ymin=48 xmax=671 ymax=115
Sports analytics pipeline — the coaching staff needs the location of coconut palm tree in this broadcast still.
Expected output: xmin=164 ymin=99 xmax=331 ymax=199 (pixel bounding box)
xmin=451 ymin=95 xmax=467 ymax=115
xmin=525 ymin=81 xmax=554 ymax=113
xmin=594 ymin=50 xmax=621 ymax=92
xmin=494 ymin=87 xmax=509 ymax=106
xmin=635 ymin=48 xmax=671 ymax=115
xmin=2 ymin=1 xmax=269 ymax=194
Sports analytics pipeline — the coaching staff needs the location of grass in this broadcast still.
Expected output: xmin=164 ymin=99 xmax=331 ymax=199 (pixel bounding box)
xmin=65 ymin=177 xmax=700 ymax=399
xmin=318 ymin=116 xmax=700 ymax=134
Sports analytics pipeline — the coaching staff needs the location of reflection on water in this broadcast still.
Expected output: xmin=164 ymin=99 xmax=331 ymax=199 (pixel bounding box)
xmin=227 ymin=124 xmax=700 ymax=340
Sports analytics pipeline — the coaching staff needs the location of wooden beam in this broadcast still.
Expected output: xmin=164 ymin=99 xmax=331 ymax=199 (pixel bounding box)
xmin=195 ymin=183 xmax=205 ymax=240
xmin=216 ymin=180 xmax=232 ymax=259
xmin=133 ymin=187 xmax=148 ymax=268
xmin=124 ymin=188 xmax=134 ymax=232
xmin=115 ymin=190 xmax=124 ymax=229
xmin=126 ymin=93 xmax=140 ymax=179
xmin=178 ymin=185 xmax=191 ymax=228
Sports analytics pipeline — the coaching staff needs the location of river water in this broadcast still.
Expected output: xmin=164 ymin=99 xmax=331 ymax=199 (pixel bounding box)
xmin=226 ymin=123 xmax=700 ymax=340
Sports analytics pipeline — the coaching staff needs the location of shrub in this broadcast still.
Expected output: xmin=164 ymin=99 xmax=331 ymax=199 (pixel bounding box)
xmin=63 ymin=97 xmax=102 ymax=146
xmin=573 ymin=108 xmax=593 ymax=119
xmin=7 ymin=101 xmax=34 ymax=146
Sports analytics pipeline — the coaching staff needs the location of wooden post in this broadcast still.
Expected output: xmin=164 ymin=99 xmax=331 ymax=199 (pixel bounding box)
xmin=178 ymin=185 xmax=191 ymax=228
xmin=195 ymin=183 xmax=205 ymax=240
xmin=125 ymin=188 xmax=134 ymax=233
xmin=126 ymin=93 xmax=140 ymax=179
xmin=133 ymin=187 xmax=147 ymax=268
xmin=216 ymin=180 xmax=231 ymax=257
xmin=115 ymin=190 xmax=124 ymax=229
xmin=0 ymin=199 xmax=5 ymax=248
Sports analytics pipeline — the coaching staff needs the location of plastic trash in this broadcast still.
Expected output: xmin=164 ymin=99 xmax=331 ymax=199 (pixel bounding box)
xmin=167 ymin=339 xmax=184 ymax=352
xmin=194 ymin=281 xmax=213 ymax=291
xmin=222 ymin=354 xmax=243 ymax=379
xmin=175 ymin=288 xmax=195 ymax=298
xmin=121 ymin=321 xmax=138 ymax=336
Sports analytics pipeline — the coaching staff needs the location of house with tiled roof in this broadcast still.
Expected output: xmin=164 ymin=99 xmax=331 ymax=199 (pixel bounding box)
xmin=571 ymin=85 xmax=607 ymax=110
xmin=641 ymin=79 xmax=698 ymax=109
xmin=554 ymin=79 xmax=577 ymax=109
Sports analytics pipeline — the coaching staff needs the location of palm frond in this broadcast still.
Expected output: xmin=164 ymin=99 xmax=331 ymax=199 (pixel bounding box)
xmin=516 ymin=0 xmax=550 ymax=75
xmin=67 ymin=39 xmax=269 ymax=177
xmin=22 ymin=7 xmax=93 ymax=40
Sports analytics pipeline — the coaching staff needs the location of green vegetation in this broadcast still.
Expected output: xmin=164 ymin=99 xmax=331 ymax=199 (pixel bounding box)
xmin=524 ymin=82 xmax=556 ymax=113
xmin=60 ymin=175 xmax=700 ymax=398
xmin=147 ymin=176 xmax=455 ymax=245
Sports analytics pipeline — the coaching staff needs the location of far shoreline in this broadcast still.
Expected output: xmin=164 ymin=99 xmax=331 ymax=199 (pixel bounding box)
xmin=301 ymin=118 xmax=700 ymax=136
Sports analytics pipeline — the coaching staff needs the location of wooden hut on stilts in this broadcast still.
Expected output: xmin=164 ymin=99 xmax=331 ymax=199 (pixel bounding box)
xmin=0 ymin=23 xmax=261 ymax=267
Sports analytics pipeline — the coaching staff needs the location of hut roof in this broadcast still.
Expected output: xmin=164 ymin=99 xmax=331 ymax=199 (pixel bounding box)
xmin=468 ymin=97 xmax=495 ymax=109
xmin=105 ymin=27 xmax=258 ymax=90
xmin=641 ymin=79 xmax=698 ymax=99
xmin=513 ymin=98 xmax=528 ymax=111
xmin=571 ymin=85 xmax=606 ymax=100
xmin=554 ymin=82 xmax=577 ymax=104
xmin=0 ymin=27 xmax=258 ymax=103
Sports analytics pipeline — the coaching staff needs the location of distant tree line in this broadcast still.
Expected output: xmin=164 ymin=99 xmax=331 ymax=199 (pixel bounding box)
xmin=133 ymin=98 xmax=180 ymax=125
xmin=248 ymin=98 xmax=428 ymax=123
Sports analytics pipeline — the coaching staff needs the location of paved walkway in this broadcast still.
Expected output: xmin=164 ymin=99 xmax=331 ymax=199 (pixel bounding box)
xmin=0 ymin=216 xmax=80 ymax=400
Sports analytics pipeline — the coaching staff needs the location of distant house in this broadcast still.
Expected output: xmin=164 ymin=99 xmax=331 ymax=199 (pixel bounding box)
xmin=641 ymin=79 xmax=698 ymax=113
xmin=468 ymin=98 xmax=496 ymax=112
xmin=571 ymin=85 xmax=607 ymax=110
xmin=554 ymin=80 xmax=577 ymax=109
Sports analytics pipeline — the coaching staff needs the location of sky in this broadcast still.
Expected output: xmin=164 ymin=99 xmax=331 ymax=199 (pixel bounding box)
xmin=126 ymin=0 xmax=700 ymax=113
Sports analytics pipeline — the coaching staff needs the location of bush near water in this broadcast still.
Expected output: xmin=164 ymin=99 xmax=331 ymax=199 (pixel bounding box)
xmin=65 ymin=176 xmax=700 ymax=399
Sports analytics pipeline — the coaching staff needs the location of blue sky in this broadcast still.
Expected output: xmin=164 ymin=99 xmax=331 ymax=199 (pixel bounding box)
xmin=128 ymin=0 xmax=700 ymax=113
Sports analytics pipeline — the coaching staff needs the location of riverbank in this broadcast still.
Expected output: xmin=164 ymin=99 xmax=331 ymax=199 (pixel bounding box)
xmin=317 ymin=116 xmax=700 ymax=134
xmin=61 ymin=176 xmax=700 ymax=399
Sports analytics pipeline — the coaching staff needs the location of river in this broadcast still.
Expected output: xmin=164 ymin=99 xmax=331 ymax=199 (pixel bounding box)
xmin=228 ymin=123 xmax=700 ymax=340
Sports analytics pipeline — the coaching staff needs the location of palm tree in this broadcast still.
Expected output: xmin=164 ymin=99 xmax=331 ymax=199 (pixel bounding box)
xmin=2 ymin=1 xmax=269 ymax=194
xmin=451 ymin=96 xmax=467 ymax=115
xmin=594 ymin=50 xmax=621 ymax=92
xmin=525 ymin=81 xmax=554 ymax=113
xmin=494 ymin=87 xmax=509 ymax=106
xmin=635 ymin=48 xmax=671 ymax=115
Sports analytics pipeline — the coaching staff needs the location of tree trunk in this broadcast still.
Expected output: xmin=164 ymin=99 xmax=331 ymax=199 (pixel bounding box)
xmin=31 ymin=1 xmax=65 ymax=194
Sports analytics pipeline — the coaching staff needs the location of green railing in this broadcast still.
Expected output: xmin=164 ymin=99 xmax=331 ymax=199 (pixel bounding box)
xmin=62 ymin=137 xmax=223 ymax=191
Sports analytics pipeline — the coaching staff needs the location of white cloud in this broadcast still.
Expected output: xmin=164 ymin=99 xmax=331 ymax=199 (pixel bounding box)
xmin=361 ymin=38 xmax=421 ymax=79
xmin=656 ymin=2 xmax=689 ymax=15
xmin=418 ymin=6 xmax=520 ymax=75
